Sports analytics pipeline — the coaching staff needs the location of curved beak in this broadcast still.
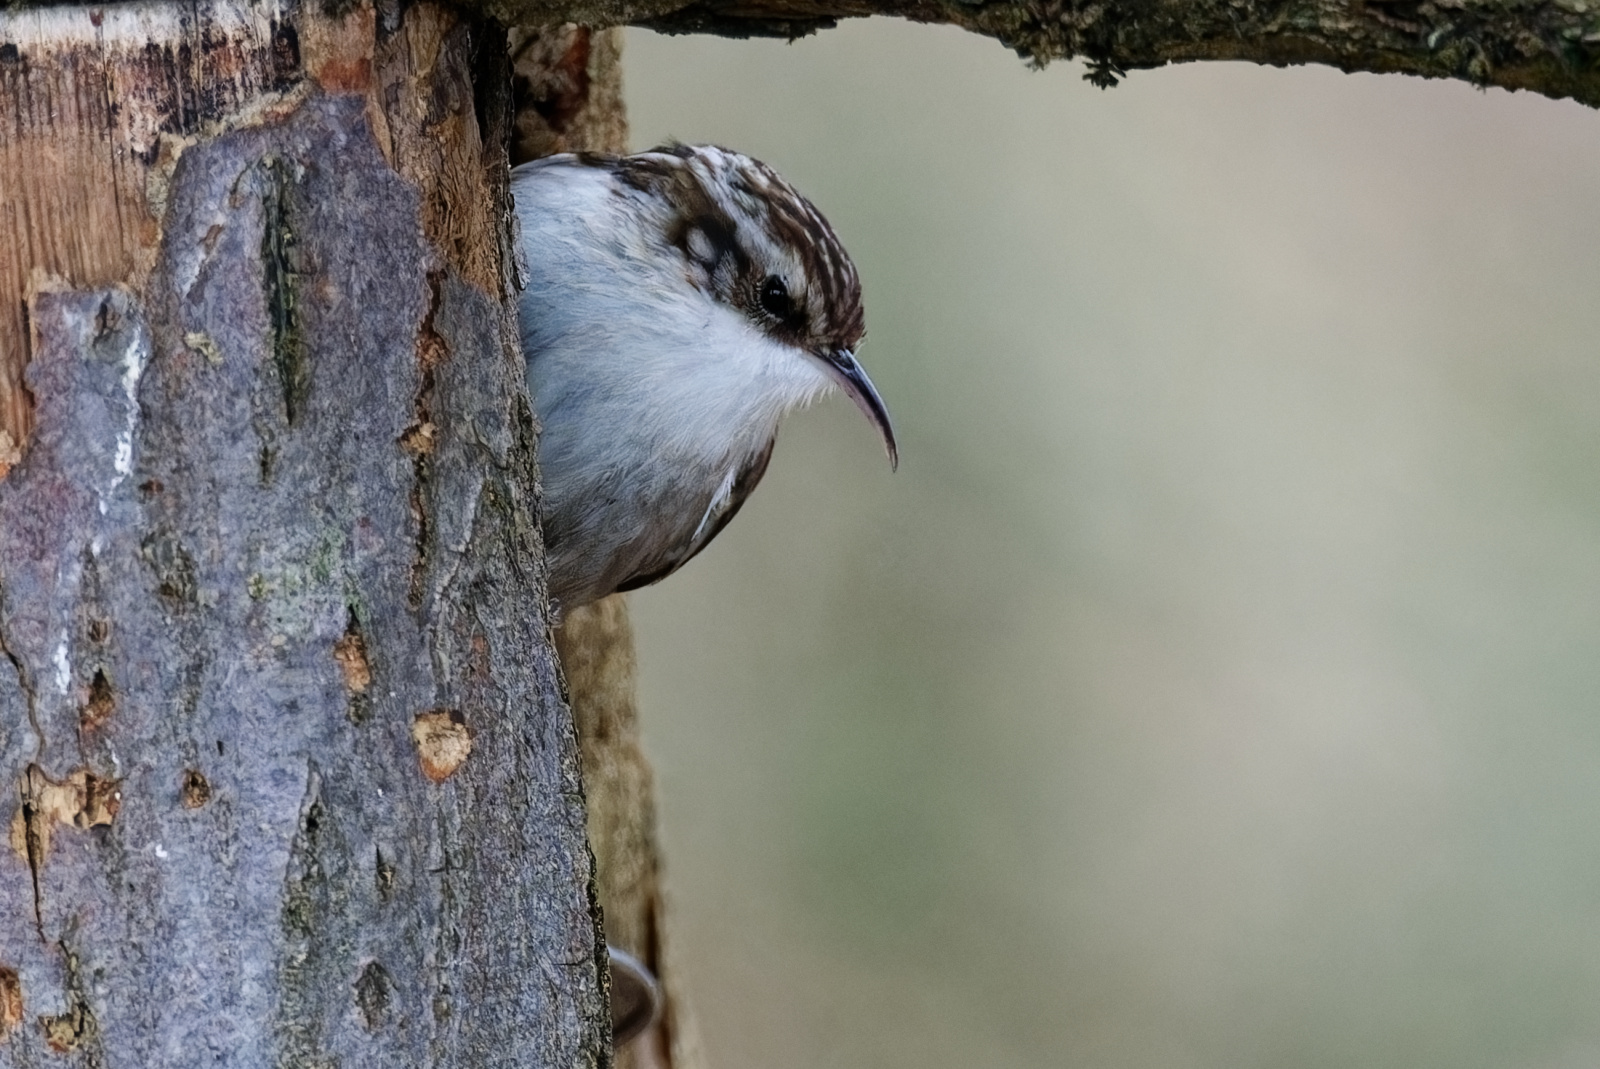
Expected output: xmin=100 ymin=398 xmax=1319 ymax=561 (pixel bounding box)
xmin=822 ymin=348 xmax=898 ymax=471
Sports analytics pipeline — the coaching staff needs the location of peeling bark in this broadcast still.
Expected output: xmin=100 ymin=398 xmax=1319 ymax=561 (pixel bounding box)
xmin=0 ymin=2 xmax=606 ymax=1064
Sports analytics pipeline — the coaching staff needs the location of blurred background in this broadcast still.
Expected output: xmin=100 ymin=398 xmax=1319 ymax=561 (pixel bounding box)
xmin=621 ymin=23 xmax=1600 ymax=1069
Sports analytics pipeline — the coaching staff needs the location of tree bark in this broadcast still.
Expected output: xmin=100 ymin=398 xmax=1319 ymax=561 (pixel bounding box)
xmin=507 ymin=0 xmax=1600 ymax=108
xmin=554 ymin=598 xmax=704 ymax=1069
xmin=0 ymin=2 xmax=607 ymax=1065
xmin=1 ymin=0 xmax=1593 ymax=107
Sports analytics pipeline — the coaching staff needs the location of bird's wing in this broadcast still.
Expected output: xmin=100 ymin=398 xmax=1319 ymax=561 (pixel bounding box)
xmin=615 ymin=437 xmax=775 ymax=593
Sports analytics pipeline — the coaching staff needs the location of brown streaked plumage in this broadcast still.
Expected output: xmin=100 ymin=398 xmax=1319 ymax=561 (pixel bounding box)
xmin=513 ymin=144 xmax=895 ymax=612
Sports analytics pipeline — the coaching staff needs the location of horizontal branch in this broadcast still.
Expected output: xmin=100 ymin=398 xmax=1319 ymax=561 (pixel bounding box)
xmin=4 ymin=0 xmax=1594 ymax=108
xmin=495 ymin=0 xmax=1600 ymax=107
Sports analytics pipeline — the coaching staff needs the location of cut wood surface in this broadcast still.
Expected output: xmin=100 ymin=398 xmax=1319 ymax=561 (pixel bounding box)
xmin=0 ymin=2 xmax=607 ymax=1064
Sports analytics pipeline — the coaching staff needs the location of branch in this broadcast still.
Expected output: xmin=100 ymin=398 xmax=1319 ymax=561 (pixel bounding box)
xmin=495 ymin=0 xmax=1600 ymax=107
xmin=2 ymin=0 xmax=1593 ymax=113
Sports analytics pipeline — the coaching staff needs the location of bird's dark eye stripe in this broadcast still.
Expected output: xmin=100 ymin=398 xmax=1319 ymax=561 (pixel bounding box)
xmin=759 ymin=275 xmax=790 ymax=319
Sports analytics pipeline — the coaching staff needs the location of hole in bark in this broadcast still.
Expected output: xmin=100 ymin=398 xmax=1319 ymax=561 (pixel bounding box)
xmin=335 ymin=609 xmax=373 ymax=723
xmin=13 ymin=802 xmax=42 ymax=930
xmin=81 ymin=669 xmax=114 ymax=730
xmin=411 ymin=709 xmax=470 ymax=782
xmin=0 ymin=968 xmax=20 ymax=1038
xmin=354 ymin=961 xmax=392 ymax=1031
xmin=40 ymin=1006 xmax=86 ymax=1053
xmin=375 ymin=846 xmax=395 ymax=902
xmin=180 ymin=769 xmax=212 ymax=809
xmin=333 ymin=611 xmax=371 ymax=694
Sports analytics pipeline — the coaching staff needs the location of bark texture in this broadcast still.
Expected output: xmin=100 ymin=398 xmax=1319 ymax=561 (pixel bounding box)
xmin=555 ymin=599 xmax=704 ymax=1069
xmin=3 ymin=0 xmax=1593 ymax=108
xmin=509 ymin=23 xmax=629 ymax=164
xmin=508 ymin=25 xmax=705 ymax=1069
xmin=495 ymin=0 xmax=1600 ymax=107
xmin=0 ymin=2 xmax=607 ymax=1065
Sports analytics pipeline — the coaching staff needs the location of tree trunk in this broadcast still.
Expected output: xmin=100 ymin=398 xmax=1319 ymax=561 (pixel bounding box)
xmin=0 ymin=2 xmax=607 ymax=1065
xmin=554 ymin=598 xmax=704 ymax=1069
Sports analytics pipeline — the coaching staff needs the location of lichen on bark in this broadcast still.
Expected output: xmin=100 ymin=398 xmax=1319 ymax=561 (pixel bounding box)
xmin=487 ymin=0 xmax=1600 ymax=107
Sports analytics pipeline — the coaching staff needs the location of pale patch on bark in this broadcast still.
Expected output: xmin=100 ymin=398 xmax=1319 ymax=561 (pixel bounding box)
xmin=412 ymin=709 xmax=473 ymax=782
xmin=9 ymin=766 xmax=122 ymax=865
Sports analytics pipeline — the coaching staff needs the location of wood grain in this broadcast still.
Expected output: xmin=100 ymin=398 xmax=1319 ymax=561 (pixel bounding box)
xmin=0 ymin=1 xmax=298 ymax=475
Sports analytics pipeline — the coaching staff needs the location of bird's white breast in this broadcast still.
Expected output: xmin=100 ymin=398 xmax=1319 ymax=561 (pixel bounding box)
xmin=512 ymin=159 xmax=834 ymax=606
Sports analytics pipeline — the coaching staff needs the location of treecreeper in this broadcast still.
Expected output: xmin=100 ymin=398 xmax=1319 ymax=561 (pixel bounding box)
xmin=515 ymin=141 xmax=895 ymax=1050
xmin=513 ymin=143 xmax=897 ymax=615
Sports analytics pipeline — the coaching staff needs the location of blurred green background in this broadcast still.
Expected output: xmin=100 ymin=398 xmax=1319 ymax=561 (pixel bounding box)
xmin=621 ymin=22 xmax=1600 ymax=1069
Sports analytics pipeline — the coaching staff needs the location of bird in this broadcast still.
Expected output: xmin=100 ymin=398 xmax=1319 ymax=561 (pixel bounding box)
xmin=511 ymin=143 xmax=897 ymax=613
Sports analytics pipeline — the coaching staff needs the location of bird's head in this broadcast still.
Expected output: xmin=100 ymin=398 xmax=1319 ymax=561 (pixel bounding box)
xmin=596 ymin=143 xmax=898 ymax=469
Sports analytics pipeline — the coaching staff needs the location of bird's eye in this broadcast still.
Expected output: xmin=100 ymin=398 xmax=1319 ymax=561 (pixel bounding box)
xmin=758 ymin=275 xmax=790 ymax=320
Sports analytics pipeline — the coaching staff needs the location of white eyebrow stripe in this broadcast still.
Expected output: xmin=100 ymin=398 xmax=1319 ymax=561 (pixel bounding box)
xmin=687 ymin=226 xmax=716 ymax=265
